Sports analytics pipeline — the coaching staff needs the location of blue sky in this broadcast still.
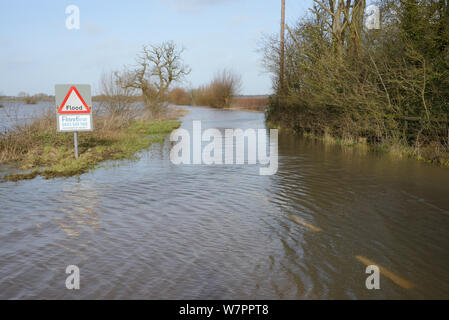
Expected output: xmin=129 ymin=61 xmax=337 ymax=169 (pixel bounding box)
xmin=0 ymin=0 xmax=314 ymax=96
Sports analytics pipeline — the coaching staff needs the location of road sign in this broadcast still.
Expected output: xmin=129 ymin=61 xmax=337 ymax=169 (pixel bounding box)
xmin=55 ymin=84 xmax=93 ymax=132
xmin=55 ymin=84 xmax=93 ymax=158
xmin=58 ymin=86 xmax=91 ymax=114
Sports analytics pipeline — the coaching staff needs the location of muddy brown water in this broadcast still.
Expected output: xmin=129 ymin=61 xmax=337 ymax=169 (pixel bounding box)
xmin=1 ymin=104 xmax=449 ymax=299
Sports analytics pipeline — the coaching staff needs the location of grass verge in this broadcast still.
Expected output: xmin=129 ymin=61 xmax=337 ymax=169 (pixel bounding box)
xmin=267 ymin=121 xmax=449 ymax=167
xmin=1 ymin=111 xmax=182 ymax=182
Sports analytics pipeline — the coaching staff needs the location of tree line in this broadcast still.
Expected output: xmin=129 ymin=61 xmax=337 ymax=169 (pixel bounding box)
xmin=264 ymin=0 xmax=449 ymax=164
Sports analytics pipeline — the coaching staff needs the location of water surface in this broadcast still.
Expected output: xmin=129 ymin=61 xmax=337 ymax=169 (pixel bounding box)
xmin=1 ymin=105 xmax=449 ymax=299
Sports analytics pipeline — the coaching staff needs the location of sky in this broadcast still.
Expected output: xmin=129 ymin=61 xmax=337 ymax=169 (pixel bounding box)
xmin=0 ymin=0 xmax=315 ymax=96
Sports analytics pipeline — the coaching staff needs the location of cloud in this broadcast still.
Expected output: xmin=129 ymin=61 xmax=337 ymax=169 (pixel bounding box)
xmin=229 ymin=14 xmax=250 ymax=25
xmin=3 ymin=55 xmax=35 ymax=65
xmin=165 ymin=0 xmax=240 ymax=12
xmin=83 ymin=20 xmax=104 ymax=36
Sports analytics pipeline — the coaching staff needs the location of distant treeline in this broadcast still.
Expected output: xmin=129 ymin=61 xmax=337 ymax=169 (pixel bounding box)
xmin=166 ymin=87 xmax=268 ymax=111
xmin=1 ymin=93 xmax=54 ymax=104
xmin=165 ymin=69 xmax=268 ymax=110
xmin=264 ymin=0 xmax=449 ymax=165
xmin=96 ymin=67 xmax=260 ymax=111
xmin=97 ymin=42 xmax=257 ymax=116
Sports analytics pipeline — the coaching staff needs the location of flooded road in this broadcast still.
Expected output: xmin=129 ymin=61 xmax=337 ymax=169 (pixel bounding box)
xmin=1 ymin=105 xmax=449 ymax=299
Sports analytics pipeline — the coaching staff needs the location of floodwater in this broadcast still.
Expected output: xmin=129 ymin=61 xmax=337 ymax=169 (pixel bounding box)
xmin=0 ymin=101 xmax=53 ymax=132
xmin=1 ymin=103 xmax=449 ymax=299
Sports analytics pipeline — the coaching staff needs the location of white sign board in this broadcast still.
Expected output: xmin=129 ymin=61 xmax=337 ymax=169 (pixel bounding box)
xmin=55 ymin=84 xmax=93 ymax=132
xmin=58 ymin=114 xmax=92 ymax=131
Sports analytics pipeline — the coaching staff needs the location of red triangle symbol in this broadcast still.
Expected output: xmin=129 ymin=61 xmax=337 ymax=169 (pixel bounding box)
xmin=58 ymin=86 xmax=91 ymax=114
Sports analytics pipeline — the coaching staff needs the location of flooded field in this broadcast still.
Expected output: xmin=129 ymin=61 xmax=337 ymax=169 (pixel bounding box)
xmin=0 ymin=101 xmax=54 ymax=132
xmin=1 ymin=105 xmax=449 ymax=299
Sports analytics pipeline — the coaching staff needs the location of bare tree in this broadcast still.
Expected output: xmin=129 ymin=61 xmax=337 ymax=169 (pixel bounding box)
xmin=100 ymin=70 xmax=137 ymax=118
xmin=311 ymin=0 xmax=366 ymax=60
xmin=123 ymin=41 xmax=190 ymax=115
xmin=280 ymin=0 xmax=286 ymax=95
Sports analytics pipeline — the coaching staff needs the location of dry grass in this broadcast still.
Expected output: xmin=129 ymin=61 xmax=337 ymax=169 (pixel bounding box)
xmin=231 ymin=97 xmax=268 ymax=112
xmin=142 ymin=106 xmax=189 ymax=121
xmin=0 ymin=110 xmax=55 ymax=163
xmin=167 ymin=88 xmax=191 ymax=106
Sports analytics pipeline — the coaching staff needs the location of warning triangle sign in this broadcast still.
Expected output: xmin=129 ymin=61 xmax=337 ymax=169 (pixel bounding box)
xmin=58 ymin=86 xmax=91 ymax=114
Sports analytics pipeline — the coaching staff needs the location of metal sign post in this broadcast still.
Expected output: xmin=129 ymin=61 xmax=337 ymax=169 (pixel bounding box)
xmin=74 ymin=131 xmax=79 ymax=158
xmin=55 ymin=84 xmax=93 ymax=159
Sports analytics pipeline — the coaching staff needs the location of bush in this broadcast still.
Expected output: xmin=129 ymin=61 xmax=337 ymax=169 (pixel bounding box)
xmin=263 ymin=0 xmax=449 ymax=164
xmin=99 ymin=70 xmax=138 ymax=119
xmin=24 ymin=96 xmax=37 ymax=104
xmin=191 ymin=69 xmax=242 ymax=108
xmin=167 ymin=87 xmax=191 ymax=106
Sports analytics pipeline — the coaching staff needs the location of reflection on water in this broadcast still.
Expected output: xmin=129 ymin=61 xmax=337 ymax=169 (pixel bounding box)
xmin=1 ymin=106 xmax=449 ymax=299
xmin=52 ymin=179 xmax=102 ymax=258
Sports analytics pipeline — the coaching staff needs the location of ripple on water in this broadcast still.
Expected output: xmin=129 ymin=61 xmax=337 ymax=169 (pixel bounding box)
xmin=1 ymin=106 xmax=449 ymax=299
